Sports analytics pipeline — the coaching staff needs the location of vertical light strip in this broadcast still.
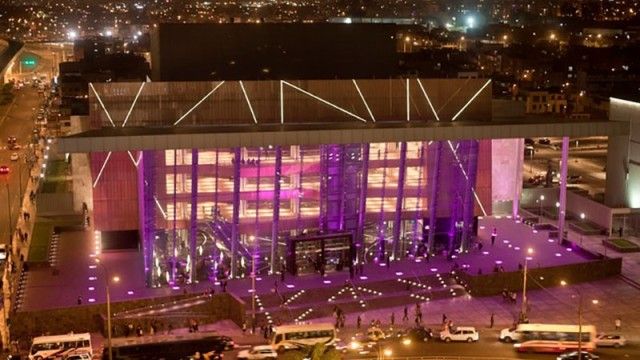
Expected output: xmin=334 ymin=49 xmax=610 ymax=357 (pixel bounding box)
xmin=417 ymin=79 xmax=440 ymax=121
xmin=239 ymin=81 xmax=258 ymax=124
xmin=352 ymin=79 xmax=374 ymax=122
xmin=122 ymin=82 xmax=146 ymax=127
xmin=447 ymin=141 xmax=488 ymax=216
xmin=282 ymin=81 xmax=367 ymax=122
xmin=92 ymin=151 xmax=112 ymax=188
xmin=451 ymin=79 xmax=492 ymax=121
xmin=173 ymin=81 xmax=225 ymax=126
xmin=406 ymin=78 xmax=410 ymax=122
xmin=280 ymin=80 xmax=285 ymax=124
xmin=89 ymin=83 xmax=116 ymax=127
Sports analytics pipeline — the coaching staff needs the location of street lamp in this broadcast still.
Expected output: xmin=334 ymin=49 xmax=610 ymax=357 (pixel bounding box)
xmin=96 ymin=258 xmax=119 ymax=360
xmin=539 ymin=195 xmax=545 ymax=216
xmin=560 ymin=280 xmax=599 ymax=360
xmin=521 ymin=247 xmax=534 ymax=322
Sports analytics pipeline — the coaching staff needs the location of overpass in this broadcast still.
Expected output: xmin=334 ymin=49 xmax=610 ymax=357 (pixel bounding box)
xmin=0 ymin=37 xmax=25 ymax=83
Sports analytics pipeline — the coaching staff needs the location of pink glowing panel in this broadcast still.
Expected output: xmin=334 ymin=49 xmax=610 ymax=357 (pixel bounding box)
xmin=88 ymin=298 xmax=96 ymax=303
xmin=172 ymin=286 xmax=180 ymax=290
xmin=502 ymin=240 xmax=509 ymax=244
xmin=379 ymin=263 xmax=387 ymax=267
xmin=482 ymin=251 xmax=489 ymax=255
xmin=526 ymin=256 xmax=533 ymax=261
xmin=566 ymin=248 xmax=573 ymax=252
xmin=395 ymin=272 xmax=404 ymax=276
xmin=495 ymin=260 xmax=503 ymax=264
xmin=533 ymin=230 xmax=538 ymax=233
xmin=508 ymin=244 xmax=513 ymax=248
xmin=514 ymin=246 xmax=520 ymax=250
xmin=515 ymin=220 xmax=521 ymax=223
xmin=286 ymin=284 xmax=295 ymax=288
xmin=248 ymin=289 xmax=255 ymax=293
xmin=88 ymin=276 xmax=97 ymax=281
xmin=256 ymin=277 xmax=262 ymax=281
xmin=430 ymin=268 xmax=438 ymax=272
xmin=359 ymin=276 xmax=368 ymax=280
xmin=479 ymin=226 xmax=486 ymax=230
xmin=127 ymin=291 xmax=134 ymax=295
xmin=415 ymin=259 xmax=422 ymax=263
xmin=451 ymin=255 xmax=458 ymax=259
xmin=88 ymin=287 xmax=95 ymax=291
xmin=323 ymin=280 xmax=332 ymax=284
xmin=555 ymin=253 xmax=562 ymax=257
xmin=214 ymin=281 xmax=220 ymax=286
xmin=548 ymin=239 xmax=555 ymax=242
xmin=89 ymin=265 xmax=97 ymax=269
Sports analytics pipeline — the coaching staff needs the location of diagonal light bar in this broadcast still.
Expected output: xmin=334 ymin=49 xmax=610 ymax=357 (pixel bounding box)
xmin=239 ymin=81 xmax=258 ymax=124
xmin=417 ymin=79 xmax=440 ymax=121
xmin=352 ymin=79 xmax=374 ymax=122
xmin=89 ymin=83 xmax=116 ymax=127
xmin=406 ymin=78 xmax=410 ymax=122
xmin=447 ymin=140 xmax=488 ymax=216
xmin=451 ymin=79 xmax=492 ymax=121
xmin=122 ymin=82 xmax=146 ymax=127
xmin=153 ymin=196 xmax=168 ymax=219
xmin=127 ymin=150 xmax=141 ymax=167
xmin=173 ymin=81 xmax=225 ymax=126
xmin=92 ymin=151 xmax=112 ymax=188
xmin=282 ymin=81 xmax=367 ymax=123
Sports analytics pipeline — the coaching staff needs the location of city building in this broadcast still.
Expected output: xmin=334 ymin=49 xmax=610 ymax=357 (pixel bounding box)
xmin=518 ymin=89 xmax=568 ymax=114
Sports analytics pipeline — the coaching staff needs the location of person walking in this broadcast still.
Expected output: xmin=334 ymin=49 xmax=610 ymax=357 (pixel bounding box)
xmin=615 ymin=317 xmax=621 ymax=331
xmin=390 ymin=312 xmax=395 ymax=326
xmin=403 ymin=306 xmax=409 ymax=322
xmin=491 ymin=228 xmax=497 ymax=246
xmin=357 ymin=315 xmax=362 ymax=329
xmin=490 ymin=313 xmax=495 ymax=328
xmin=442 ymin=313 xmax=447 ymax=324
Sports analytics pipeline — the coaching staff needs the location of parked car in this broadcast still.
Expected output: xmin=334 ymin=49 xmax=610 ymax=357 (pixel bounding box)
xmin=212 ymin=335 xmax=235 ymax=351
xmin=499 ymin=327 xmax=520 ymax=343
xmin=556 ymin=351 xmax=600 ymax=360
xmin=0 ymin=244 xmax=7 ymax=261
xmin=64 ymin=353 xmax=92 ymax=360
xmin=539 ymin=138 xmax=552 ymax=145
xmin=595 ymin=333 xmax=626 ymax=347
xmin=567 ymin=175 xmax=582 ymax=184
xmin=10 ymin=153 xmax=18 ymax=161
xmin=400 ymin=327 xmax=433 ymax=343
xmin=525 ymin=138 xmax=535 ymax=146
xmin=237 ymin=345 xmax=277 ymax=360
xmin=0 ymin=165 xmax=9 ymax=175
xmin=440 ymin=326 xmax=479 ymax=343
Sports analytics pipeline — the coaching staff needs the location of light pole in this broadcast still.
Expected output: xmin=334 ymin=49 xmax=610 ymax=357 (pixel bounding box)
xmin=521 ymin=247 xmax=534 ymax=322
xmin=96 ymin=258 xmax=119 ymax=360
xmin=539 ymin=195 xmax=545 ymax=216
xmin=560 ymin=280 xmax=599 ymax=360
xmin=251 ymin=252 xmax=256 ymax=333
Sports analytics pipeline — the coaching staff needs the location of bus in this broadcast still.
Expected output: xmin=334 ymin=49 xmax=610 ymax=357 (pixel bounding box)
xmin=103 ymin=333 xmax=229 ymax=359
xmin=271 ymin=323 xmax=336 ymax=352
xmin=511 ymin=324 xmax=597 ymax=353
xmin=29 ymin=333 xmax=92 ymax=360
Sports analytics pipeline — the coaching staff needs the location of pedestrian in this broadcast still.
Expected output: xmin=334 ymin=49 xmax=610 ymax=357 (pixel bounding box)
xmin=136 ymin=325 xmax=143 ymax=337
xmin=491 ymin=227 xmax=497 ymax=246
xmin=242 ymin=321 xmax=247 ymax=334
xmin=403 ymin=306 xmax=409 ymax=322
xmin=477 ymin=240 xmax=483 ymax=251
xmin=357 ymin=315 xmax=361 ymax=329
xmin=77 ymin=295 xmax=83 ymax=305
xmin=391 ymin=312 xmax=395 ymax=326
xmin=619 ymin=227 xmax=623 ymax=238
xmin=385 ymin=255 xmax=390 ymax=269
xmin=442 ymin=313 xmax=447 ymax=324
xmin=490 ymin=313 xmax=494 ymax=328
xmin=615 ymin=317 xmax=621 ymax=331
xmin=167 ymin=323 xmax=173 ymax=334
xmin=280 ymin=264 xmax=286 ymax=282
xmin=221 ymin=280 xmax=227 ymax=293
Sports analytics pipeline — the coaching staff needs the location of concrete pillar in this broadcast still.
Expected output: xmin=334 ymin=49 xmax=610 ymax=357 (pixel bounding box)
xmin=427 ymin=141 xmax=442 ymax=253
xmin=558 ymin=136 xmax=569 ymax=242
xmin=189 ymin=149 xmax=198 ymax=283
xmin=270 ymin=146 xmax=282 ymax=274
xmin=605 ymin=135 xmax=630 ymax=207
xmin=392 ymin=142 xmax=407 ymax=259
xmin=356 ymin=144 xmax=370 ymax=260
xmin=230 ymin=147 xmax=241 ymax=278
xmin=513 ymin=139 xmax=525 ymax=218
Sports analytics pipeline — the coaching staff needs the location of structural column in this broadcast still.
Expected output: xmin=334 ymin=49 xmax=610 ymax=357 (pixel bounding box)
xmin=513 ymin=139 xmax=525 ymax=218
xmin=230 ymin=147 xmax=242 ymax=278
xmin=392 ymin=142 xmax=407 ymax=259
xmin=461 ymin=140 xmax=479 ymax=251
xmin=356 ymin=144 xmax=370 ymax=260
xmin=427 ymin=141 xmax=442 ymax=253
xmin=138 ymin=150 xmax=156 ymax=287
xmin=271 ymin=146 xmax=282 ymax=274
xmin=189 ymin=149 xmax=198 ymax=283
xmin=558 ymin=136 xmax=569 ymax=242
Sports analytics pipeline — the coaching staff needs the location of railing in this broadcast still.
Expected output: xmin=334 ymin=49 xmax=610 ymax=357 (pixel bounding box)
xmin=351 ymin=356 xmax=521 ymax=360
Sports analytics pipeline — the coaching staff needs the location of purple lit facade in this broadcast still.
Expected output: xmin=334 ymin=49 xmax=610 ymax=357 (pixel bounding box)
xmin=84 ymin=79 xmax=494 ymax=287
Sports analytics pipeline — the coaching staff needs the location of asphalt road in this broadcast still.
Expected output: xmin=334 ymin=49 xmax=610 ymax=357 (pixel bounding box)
xmin=0 ymin=86 xmax=42 ymax=250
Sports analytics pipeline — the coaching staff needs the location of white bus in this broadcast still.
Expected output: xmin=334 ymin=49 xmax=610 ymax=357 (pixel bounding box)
xmin=29 ymin=333 xmax=92 ymax=360
xmin=271 ymin=323 xmax=336 ymax=352
xmin=511 ymin=324 xmax=597 ymax=353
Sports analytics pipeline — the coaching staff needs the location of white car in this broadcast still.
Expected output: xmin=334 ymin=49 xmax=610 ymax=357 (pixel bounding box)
xmin=595 ymin=333 xmax=626 ymax=348
xmin=10 ymin=153 xmax=18 ymax=161
xmin=499 ymin=327 xmax=520 ymax=343
xmin=237 ymin=345 xmax=278 ymax=360
xmin=440 ymin=326 xmax=479 ymax=343
xmin=0 ymin=244 xmax=7 ymax=261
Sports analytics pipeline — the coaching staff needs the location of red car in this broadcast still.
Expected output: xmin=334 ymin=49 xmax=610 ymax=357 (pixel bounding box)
xmin=0 ymin=165 xmax=10 ymax=175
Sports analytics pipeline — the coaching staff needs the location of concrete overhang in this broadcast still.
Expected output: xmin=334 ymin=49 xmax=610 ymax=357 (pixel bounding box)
xmin=57 ymin=118 xmax=629 ymax=153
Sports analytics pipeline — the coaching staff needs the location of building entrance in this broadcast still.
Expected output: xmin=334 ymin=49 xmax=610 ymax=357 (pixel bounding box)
xmin=286 ymin=232 xmax=354 ymax=276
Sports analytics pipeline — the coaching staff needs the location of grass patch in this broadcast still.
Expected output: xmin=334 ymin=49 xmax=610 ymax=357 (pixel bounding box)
xmin=28 ymin=222 xmax=54 ymax=262
xmin=41 ymin=160 xmax=70 ymax=193
xmin=608 ymin=238 xmax=640 ymax=249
